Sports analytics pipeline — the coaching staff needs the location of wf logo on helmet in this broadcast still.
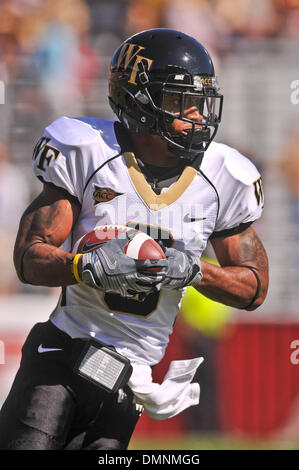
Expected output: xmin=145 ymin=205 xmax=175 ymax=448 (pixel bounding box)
xmin=116 ymin=43 xmax=153 ymax=85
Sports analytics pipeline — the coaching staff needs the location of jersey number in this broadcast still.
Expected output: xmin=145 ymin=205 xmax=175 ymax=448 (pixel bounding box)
xmin=103 ymin=290 xmax=160 ymax=317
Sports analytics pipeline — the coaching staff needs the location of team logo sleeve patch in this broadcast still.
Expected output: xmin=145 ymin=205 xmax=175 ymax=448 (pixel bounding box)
xmin=93 ymin=185 xmax=123 ymax=204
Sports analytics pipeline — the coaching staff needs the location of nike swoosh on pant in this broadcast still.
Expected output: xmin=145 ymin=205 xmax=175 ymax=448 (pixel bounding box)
xmin=38 ymin=344 xmax=62 ymax=353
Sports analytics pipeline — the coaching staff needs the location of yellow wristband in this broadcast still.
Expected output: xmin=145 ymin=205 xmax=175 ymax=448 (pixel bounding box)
xmin=72 ymin=254 xmax=83 ymax=283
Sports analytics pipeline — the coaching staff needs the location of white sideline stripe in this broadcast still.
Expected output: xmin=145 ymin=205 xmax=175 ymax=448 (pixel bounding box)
xmin=126 ymin=232 xmax=150 ymax=258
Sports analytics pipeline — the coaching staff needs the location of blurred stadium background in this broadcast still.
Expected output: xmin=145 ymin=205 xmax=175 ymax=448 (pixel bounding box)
xmin=0 ymin=0 xmax=299 ymax=450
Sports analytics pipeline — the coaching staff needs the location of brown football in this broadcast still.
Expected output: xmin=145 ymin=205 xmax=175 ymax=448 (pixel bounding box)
xmin=72 ymin=225 xmax=166 ymax=272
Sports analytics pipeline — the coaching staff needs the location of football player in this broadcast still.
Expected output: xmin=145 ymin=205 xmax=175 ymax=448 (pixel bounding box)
xmin=0 ymin=29 xmax=268 ymax=450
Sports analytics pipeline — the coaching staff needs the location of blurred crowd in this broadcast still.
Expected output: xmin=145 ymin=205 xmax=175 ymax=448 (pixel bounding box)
xmin=0 ymin=0 xmax=299 ymax=294
xmin=1 ymin=0 xmax=299 ymax=138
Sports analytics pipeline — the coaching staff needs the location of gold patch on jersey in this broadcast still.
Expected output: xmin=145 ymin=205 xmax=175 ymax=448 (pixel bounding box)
xmin=93 ymin=185 xmax=123 ymax=204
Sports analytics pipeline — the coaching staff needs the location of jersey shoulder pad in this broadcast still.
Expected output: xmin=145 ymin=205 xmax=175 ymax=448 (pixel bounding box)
xmin=223 ymin=144 xmax=260 ymax=186
xmin=44 ymin=116 xmax=114 ymax=148
xmin=202 ymin=142 xmax=260 ymax=186
xmin=33 ymin=117 xmax=118 ymax=204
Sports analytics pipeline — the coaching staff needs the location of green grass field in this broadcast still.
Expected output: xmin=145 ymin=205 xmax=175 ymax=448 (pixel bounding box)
xmin=128 ymin=433 xmax=299 ymax=450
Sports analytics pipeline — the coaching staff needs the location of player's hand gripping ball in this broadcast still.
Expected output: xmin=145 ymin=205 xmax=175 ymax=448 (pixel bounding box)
xmin=72 ymin=225 xmax=167 ymax=297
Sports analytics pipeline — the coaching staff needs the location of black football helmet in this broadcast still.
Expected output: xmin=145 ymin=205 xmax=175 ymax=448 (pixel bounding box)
xmin=108 ymin=28 xmax=223 ymax=159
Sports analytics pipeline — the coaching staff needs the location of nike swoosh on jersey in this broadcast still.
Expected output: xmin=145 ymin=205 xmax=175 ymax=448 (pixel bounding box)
xmin=38 ymin=344 xmax=62 ymax=353
xmin=183 ymin=214 xmax=207 ymax=223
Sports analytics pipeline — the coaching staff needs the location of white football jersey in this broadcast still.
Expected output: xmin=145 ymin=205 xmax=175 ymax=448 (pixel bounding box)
xmin=32 ymin=117 xmax=264 ymax=366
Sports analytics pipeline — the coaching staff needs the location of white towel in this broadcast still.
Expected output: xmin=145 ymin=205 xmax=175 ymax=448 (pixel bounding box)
xmin=128 ymin=357 xmax=204 ymax=420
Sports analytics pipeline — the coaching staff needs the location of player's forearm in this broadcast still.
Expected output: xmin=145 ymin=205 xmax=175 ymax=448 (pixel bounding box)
xmin=13 ymin=184 xmax=81 ymax=287
xmin=195 ymin=259 xmax=265 ymax=310
xmin=15 ymin=242 xmax=77 ymax=286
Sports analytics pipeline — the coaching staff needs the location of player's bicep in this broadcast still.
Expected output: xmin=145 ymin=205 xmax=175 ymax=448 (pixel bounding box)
xmin=211 ymin=226 xmax=267 ymax=270
xmin=211 ymin=226 xmax=269 ymax=297
xmin=14 ymin=183 xmax=80 ymax=268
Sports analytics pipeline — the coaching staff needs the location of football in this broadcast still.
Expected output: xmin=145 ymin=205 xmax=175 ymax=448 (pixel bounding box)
xmin=72 ymin=225 xmax=166 ymax=272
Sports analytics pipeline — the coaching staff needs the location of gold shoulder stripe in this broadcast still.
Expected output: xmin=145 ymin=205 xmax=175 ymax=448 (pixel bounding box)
xmin=124 ymin=152 xmax=197 ymax=211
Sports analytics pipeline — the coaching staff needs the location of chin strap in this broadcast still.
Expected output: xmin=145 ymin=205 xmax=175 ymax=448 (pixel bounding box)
xmin=165 ymin=142 xmax=205 ymax=168
xmin=190 ymin=151 xmax=205 ymax=169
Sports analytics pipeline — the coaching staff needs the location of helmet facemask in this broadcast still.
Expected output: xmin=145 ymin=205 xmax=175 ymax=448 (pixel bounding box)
xmin=158 ymin=77 xmax=223 ymax=158
xmin=110 ymin=67 xmax=223 ymax=160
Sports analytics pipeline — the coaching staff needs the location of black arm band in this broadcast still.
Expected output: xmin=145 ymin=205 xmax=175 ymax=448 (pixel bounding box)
xmin=19 ymin=241 xmax=44 ymax=284
xmin=244 ymin=266 xmax=261 ymax=309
